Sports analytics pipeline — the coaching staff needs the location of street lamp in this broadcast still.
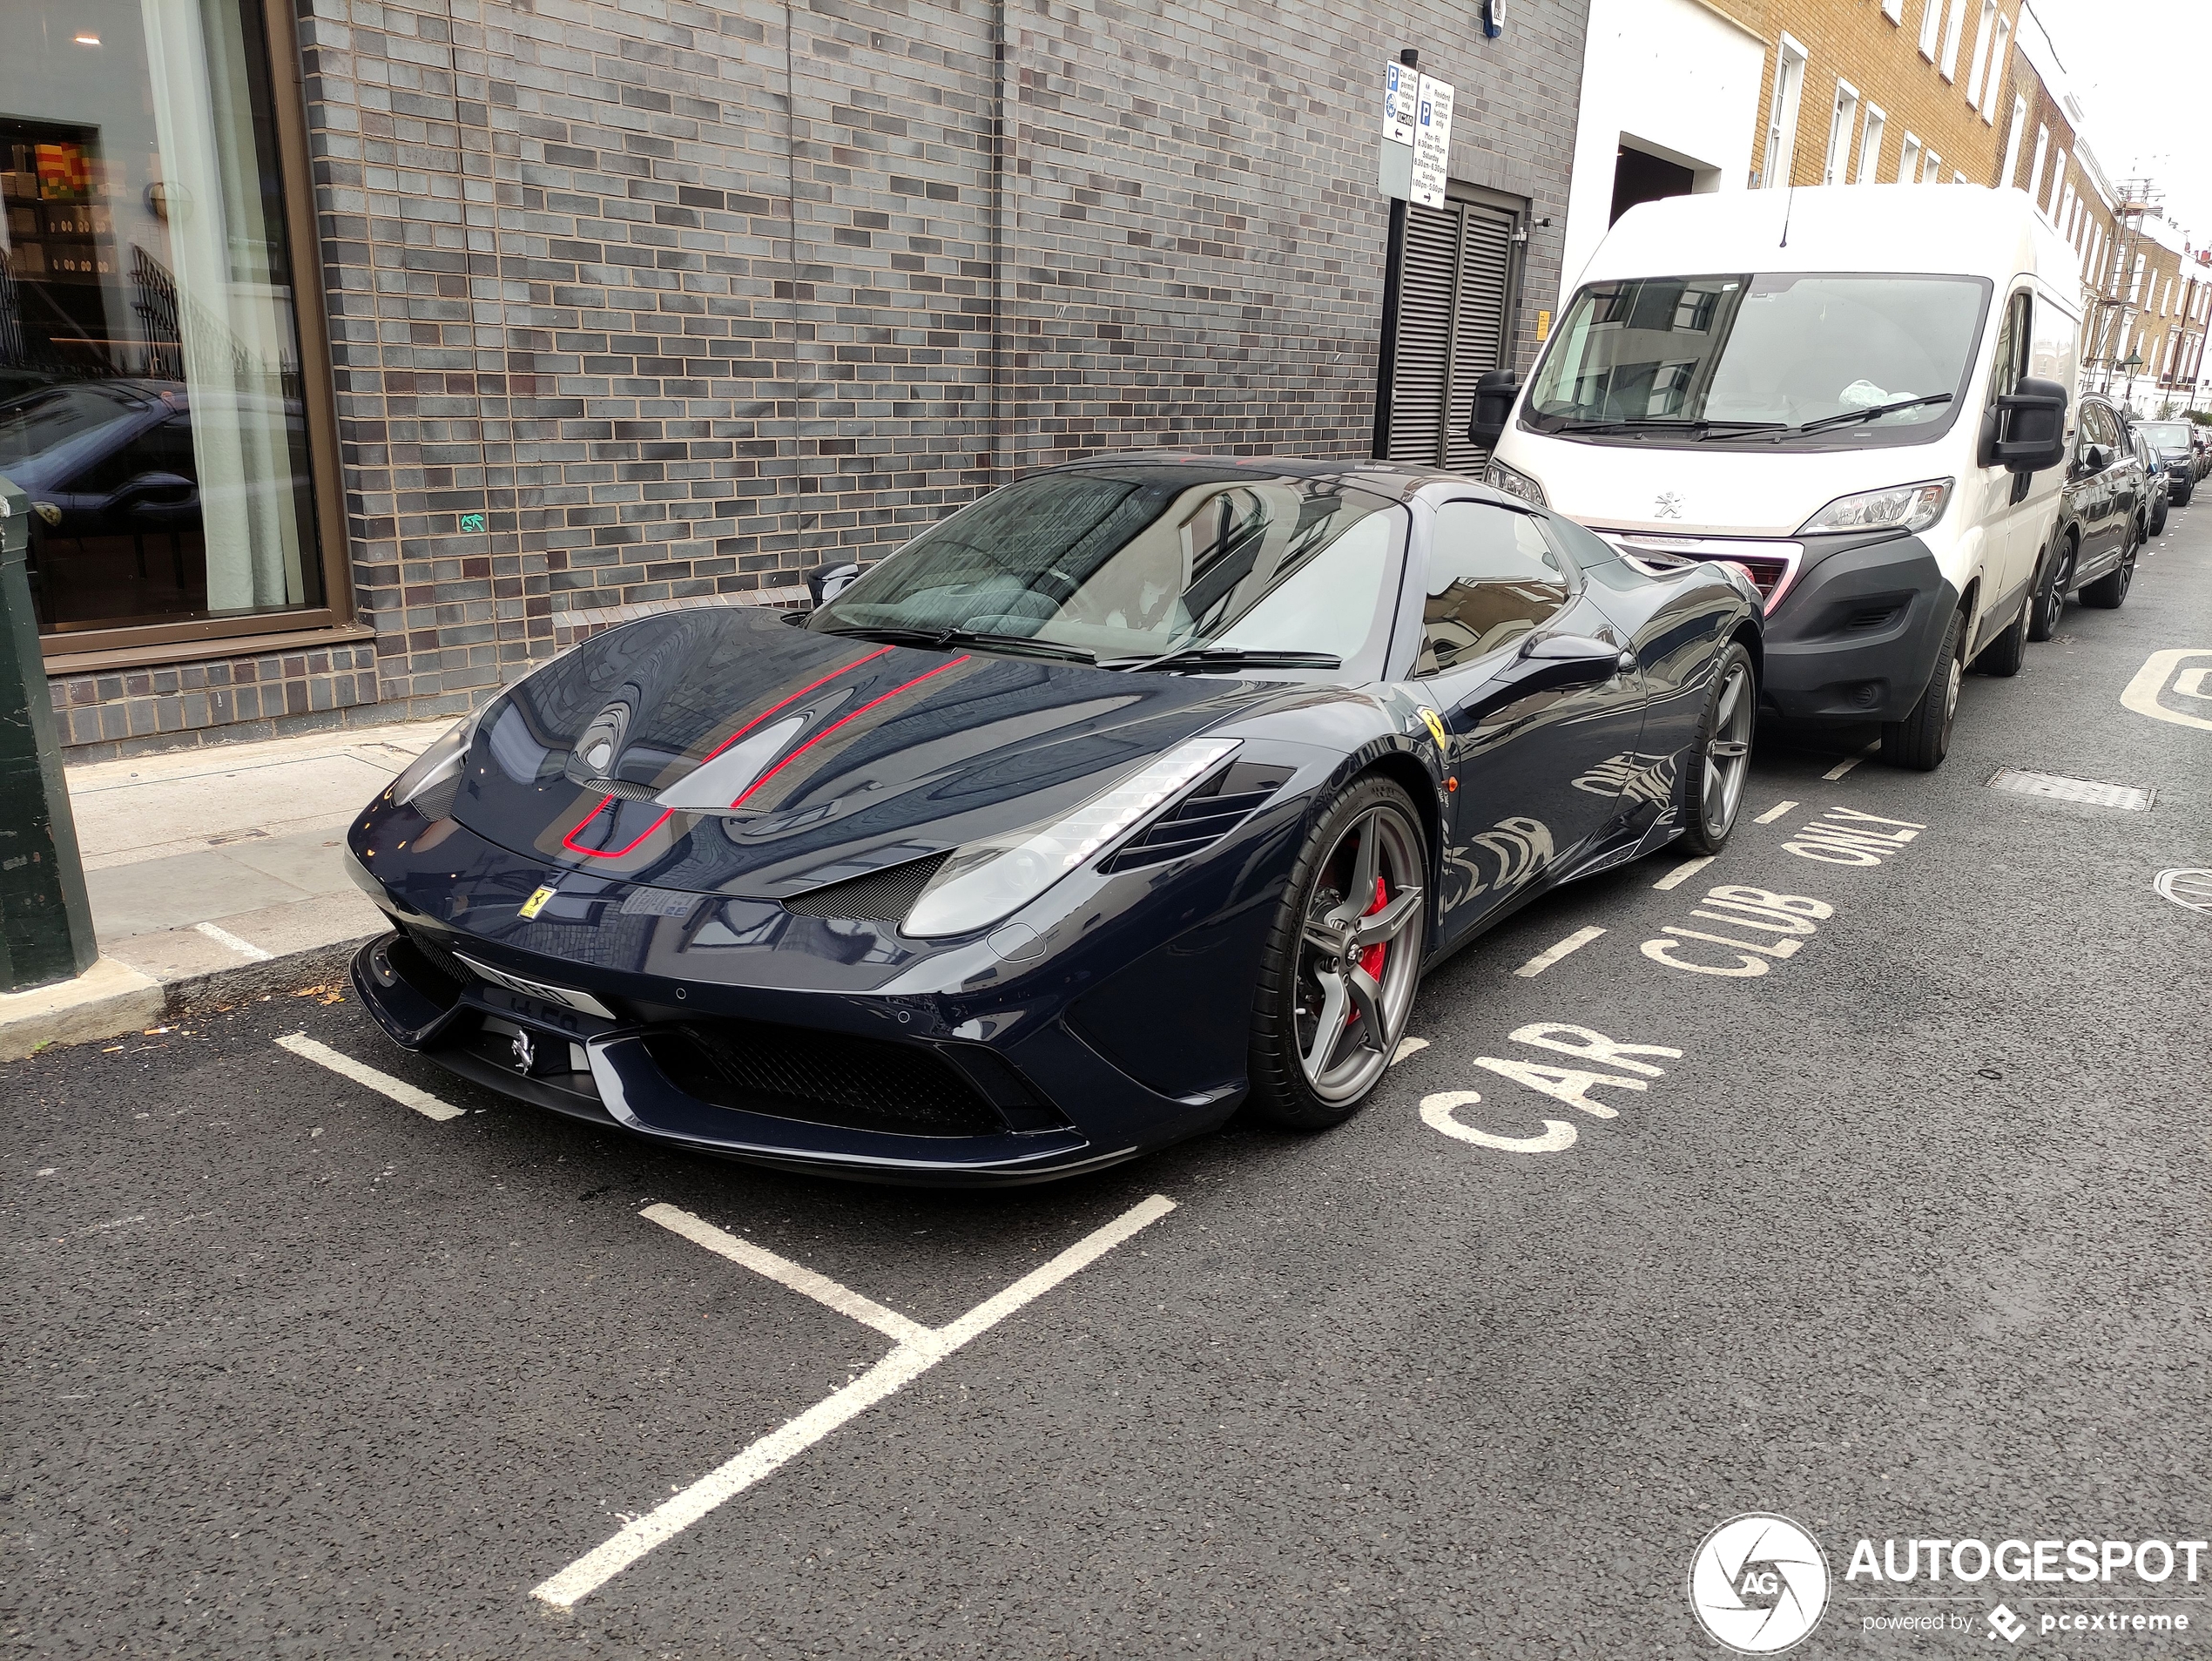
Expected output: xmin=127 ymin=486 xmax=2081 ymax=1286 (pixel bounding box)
xmin=2119 ymin=350 xmax=2145 ymax=412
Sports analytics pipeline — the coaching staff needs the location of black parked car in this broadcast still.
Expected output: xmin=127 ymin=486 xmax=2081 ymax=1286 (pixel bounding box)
xmin=2130 ymin=428 xmax=2170 ymax=538
xmin=345 ymin=456 xmax=1762 ymax=1184
xmin=2133 ymin=418 xmax=2196 ymax=505
xmin=2033 ymin=394 xmax=2141 ymax=638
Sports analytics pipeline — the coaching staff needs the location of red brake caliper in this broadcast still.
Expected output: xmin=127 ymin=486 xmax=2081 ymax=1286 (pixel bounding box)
xmin=1344 ymin=874 xmax=1389 ymax=1027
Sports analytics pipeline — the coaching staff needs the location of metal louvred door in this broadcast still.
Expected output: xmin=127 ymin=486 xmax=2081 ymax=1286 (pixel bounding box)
xmin=1381 ymin=198 xmax=1516 ymax=469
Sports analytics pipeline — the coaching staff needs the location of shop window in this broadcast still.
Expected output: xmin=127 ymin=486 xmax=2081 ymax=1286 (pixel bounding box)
xmin=0 ymin=2 xmax=337 ymax=652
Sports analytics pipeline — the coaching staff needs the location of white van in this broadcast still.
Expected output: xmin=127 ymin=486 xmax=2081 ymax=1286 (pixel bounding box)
xmin=1471 ymin=186 xmax=2078 ymax=770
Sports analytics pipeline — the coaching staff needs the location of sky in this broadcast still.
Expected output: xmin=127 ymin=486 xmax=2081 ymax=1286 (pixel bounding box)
xmin=2031 ymin=0 xmax=2212 ymax=245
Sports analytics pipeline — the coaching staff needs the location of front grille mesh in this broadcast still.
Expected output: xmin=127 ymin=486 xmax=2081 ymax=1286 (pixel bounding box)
xmin=782 ymin=852 xmax=952 ymax=923
xmin=398 ymin=924 xmax=474 ymax=995
xmin=645 ymin=1018 xmax=1006 ymax=1137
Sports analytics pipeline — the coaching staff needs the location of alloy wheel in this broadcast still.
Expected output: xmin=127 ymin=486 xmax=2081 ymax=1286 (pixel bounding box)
xmin=1939 ymin=648 xmax=1962 ymax=747
xmin=1702 ymin=662 xmax=1753 ymax=840
xmin=1293 ymin=804 xmax=1424 ymax=1104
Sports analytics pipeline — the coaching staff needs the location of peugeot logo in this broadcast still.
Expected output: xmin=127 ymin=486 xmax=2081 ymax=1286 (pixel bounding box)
xmin=1655 ymin=490 xmax=1684 ymax=520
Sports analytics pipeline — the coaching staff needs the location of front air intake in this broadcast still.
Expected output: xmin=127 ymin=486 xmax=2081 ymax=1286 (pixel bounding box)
xmin=781 ymin=851 xmax=954 ymax=923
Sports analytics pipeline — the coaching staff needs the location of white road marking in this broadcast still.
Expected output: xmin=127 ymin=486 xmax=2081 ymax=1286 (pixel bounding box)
xmin=1420 ymin=1090 xmax=1576 ymax=1153
xmin=1651 ymin=855 xmax=1714 ymax=891
xmin=2120 ymin=647 xmax=2212 ymax=731
xmin=1752 ymin=799 xmax=1799 ymax=825
xmin=532 ymin=1192 xmax=1177 ymax=1608
xmin=274 ymin=1034 xmax=466 ymax=1122
xmin=1822 ymin=743 xmax=1878 ymax=781
xmin=641 ymin=1204 xmax=933 ymax=1348
xmin=193 ymin=921 xmax=273 ymax=962
xmin=1514 ymin=926 xmax=1606 ymax=977
xmin=1389 ymin=1036 xmax=1430 ymax=1066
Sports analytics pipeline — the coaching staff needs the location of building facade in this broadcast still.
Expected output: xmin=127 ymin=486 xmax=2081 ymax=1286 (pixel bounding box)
xmin=2 ymin=0 xmax=1588 ymax=758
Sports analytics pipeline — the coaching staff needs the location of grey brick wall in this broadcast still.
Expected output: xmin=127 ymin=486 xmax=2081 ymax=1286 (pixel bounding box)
xmin=55 ymin=0 xmax=1585 ymax=752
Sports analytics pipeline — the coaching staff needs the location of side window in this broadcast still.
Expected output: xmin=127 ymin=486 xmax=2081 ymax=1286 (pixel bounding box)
xmin=1535 ymin=511 xmax=1622 ymax=573
xmin=1987 ymin=289 xmax=2031 ymax=405
xmin=1416 ymin=503 xmax=1572 ymax=676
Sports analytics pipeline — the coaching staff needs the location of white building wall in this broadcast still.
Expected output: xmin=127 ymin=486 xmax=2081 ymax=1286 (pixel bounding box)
xmin=1557 ymin=0 xmax=1767 ymax=308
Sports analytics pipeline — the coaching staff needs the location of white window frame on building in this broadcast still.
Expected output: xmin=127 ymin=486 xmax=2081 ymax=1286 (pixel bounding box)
xmin=1762 ymin=34 xmax=1809 ymax=189
xmin=1964 ymin=0 xmax=1998 ymax=108
xmin=1919 ymin=0 xmax=1945 ymax=60
xmin=1938 ymin=0 xmax=1968 ymax=81
xmin=1899 ymin=131 xmax=1924 ymax=184
xmin=1857 ymin=104 xmax=1887 ymax=185
xmin=1823 ymin=80 xmax=1860 ymax=186
xmin=1978 ymin=14 xmax=2012 ymax=120
xmin=2000 ymin=95 xmax=2027 ymax=187
xmin=1922 ymin=146 xmax=1943 ymax=184
xmin=2028 ymin=125 xmax=2049 ymax=203
xmin=1883 ymin=0 xmax=1905 ymax=21
xmin=2047 ymin=150 xmax=2067 ymax=219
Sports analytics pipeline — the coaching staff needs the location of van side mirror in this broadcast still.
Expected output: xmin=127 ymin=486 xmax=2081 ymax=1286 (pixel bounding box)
xmin=1993 ymin=377 xmax=2067 ymax=475
xmin=1469 ymin=371 xmax=1521 ymax=451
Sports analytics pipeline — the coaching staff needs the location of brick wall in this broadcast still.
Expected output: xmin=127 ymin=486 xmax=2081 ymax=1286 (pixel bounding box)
xmin=51 ymin=0 xmax=1585 ymax=755
xmin=46 ymin=640 xmax=383 ymax=761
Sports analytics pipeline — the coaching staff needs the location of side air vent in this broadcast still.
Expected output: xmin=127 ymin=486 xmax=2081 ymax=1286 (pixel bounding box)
xmin=1098 ymin=766 xmax=1285 ymax=874
xmin=782 ymin=851 xmax=953 ymax=922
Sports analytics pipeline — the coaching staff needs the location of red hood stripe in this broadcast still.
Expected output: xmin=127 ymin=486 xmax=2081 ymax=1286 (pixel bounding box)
xmin=729 ymin=655 xmax=971 ymax=808
xmin=558 ymin=643 xmax=898 ymax=861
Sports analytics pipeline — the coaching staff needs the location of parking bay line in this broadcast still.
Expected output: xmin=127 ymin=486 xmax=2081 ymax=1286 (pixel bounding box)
xmin=274 ymin=1033 xmax=466 ymax=1123
xmin=642 ymin=1203 xmax=934 ymax=1348
xmin=1651 ymin=855 xmax=1714 ymax=891
xmin=193 ymin=920 xmax=273 ymax=962
xmin=1514 ymin=926 xmax=1606 ymax=978
xmin=1823 ymin=743 xmax=1878 ymax=781
xmin=1753 ymin=799 xmax=1800 ymax=825
xmin=531 ymin=1192 xmax=1178 ymax=1609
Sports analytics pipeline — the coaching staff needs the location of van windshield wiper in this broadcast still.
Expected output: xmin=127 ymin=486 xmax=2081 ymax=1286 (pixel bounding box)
xmin=817 ymin=624 xmax=1096 ymax=664
xmin=1782 ymin=393 xmax=1954 ymax=437
xmin=1103 ymin=645 xmax=1344 ymax=673
xmin=1549 ymin=416 xmax=1786 ymax=438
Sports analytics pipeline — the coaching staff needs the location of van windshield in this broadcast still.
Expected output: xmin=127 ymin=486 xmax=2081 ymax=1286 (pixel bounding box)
xmin=1523 ymin=273 xmax=1992 ymax=449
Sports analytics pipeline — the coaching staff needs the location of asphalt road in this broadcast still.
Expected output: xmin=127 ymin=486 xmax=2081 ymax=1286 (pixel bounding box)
xmin=8 ymin=511 xmax=2209 ymax=1660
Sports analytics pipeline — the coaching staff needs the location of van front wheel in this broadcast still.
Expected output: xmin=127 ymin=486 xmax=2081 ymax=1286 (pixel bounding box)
xmin=1880 ymin=606 xmax=1963 ymax=773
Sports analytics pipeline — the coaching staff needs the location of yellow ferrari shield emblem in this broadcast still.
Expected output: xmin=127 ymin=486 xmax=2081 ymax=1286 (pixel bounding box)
xmin=1416 ymin=706 xmax=1449 ymax=750
xmin=518 ymin=884 xmax=557 ymax=921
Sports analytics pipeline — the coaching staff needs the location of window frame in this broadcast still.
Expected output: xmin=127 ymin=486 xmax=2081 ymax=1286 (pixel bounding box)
xmin=1899 ymin=132 xmax=1924 ymax=185
xmin=1823 ymin=80 xmax=1861 ymax=186
xmin=1856 ymin=104 xmax=1887 ymax=185
xmin=1761 ymin=35 xmax=1809 ymax=190
xmin=1979 ymin=14 xmax=2012 ymax=120
xmin=32 ymin=0 xmax=354 ymax=672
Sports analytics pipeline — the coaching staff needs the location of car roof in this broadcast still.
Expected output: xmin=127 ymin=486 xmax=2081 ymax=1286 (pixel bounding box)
xmin=1036 ymin=450 xmax=1509 ymax=505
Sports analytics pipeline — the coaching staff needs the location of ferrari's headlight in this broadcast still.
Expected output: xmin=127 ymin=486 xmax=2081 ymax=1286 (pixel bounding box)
xmin=1797 ymin=478 xmax=1952 ymax=536
xmin=391 ymin=706 xmax=487 ymax=817
xmin=902 ymin=738 xmax=1240 ymax=938
xmin=1482 ymin=458 xmax=1548 ymax=508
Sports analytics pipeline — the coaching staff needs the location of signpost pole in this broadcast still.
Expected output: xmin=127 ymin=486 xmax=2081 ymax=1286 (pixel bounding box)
xmin=1372 ymin=50 xmax=1419 ymax=458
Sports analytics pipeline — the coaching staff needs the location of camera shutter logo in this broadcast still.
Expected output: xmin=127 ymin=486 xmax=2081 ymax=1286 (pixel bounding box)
xmin=1687 ymin=1514 xmax=1831 ymax=1653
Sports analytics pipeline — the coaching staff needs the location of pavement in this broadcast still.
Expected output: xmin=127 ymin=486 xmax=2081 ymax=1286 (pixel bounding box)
xmin=4 ymin=509 xmax=2208 ymax=1658
xmin=0 ymin=717 xmax=452 ymax=1059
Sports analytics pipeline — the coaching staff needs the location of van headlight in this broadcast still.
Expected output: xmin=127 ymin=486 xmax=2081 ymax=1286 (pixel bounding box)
xmin=1482 ymin=459 xmax=1548 ymax=508
xmin=1797 ymin=478 xmax=1952 ymax=536
xmin=903 ymin=739 xmax=1240 ymax=938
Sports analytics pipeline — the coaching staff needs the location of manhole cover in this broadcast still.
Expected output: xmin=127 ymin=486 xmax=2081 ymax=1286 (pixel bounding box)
xmin=1986 ymin=768 xmax=2155 ymax=811
xmin=2155 ymin=868 xmax=2212 ymax=913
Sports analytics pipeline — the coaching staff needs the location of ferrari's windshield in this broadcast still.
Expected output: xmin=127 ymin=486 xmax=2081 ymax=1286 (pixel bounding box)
xmin=1525 ymin=273 xmax=1991 ymax=448
xmin=810 ymin=463 xmax=1405 ymax=668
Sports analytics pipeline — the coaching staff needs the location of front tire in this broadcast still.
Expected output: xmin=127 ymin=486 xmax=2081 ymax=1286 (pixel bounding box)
xmin=1974 ymin=586 xmax=2028 ymax=678
xmin=1247 ymin=776 xmax=1426 ymax=1131
xmin=1880 ymin=604 xmax=1963 ymax=772
xmin=1676 ymin=644 xmax=1757 ymax=855
xmin=2080 ymin=538 xmax=2136 ymax=608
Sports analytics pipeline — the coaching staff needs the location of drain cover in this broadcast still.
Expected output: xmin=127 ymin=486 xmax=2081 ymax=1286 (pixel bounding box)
xmin=2155 ymin=868 xmax=2212 ymax=913
xmin=1986 ymin=768 xmax=2155 ymax=811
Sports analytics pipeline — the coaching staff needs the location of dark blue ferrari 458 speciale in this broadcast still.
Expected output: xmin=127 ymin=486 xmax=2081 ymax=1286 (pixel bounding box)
xmin=346 ymin=456 xmax=1762 ymax=1184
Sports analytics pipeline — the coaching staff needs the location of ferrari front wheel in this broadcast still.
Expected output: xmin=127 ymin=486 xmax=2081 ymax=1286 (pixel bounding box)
xmin=1247 ymin=776 xmax=1426 ymax=1131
